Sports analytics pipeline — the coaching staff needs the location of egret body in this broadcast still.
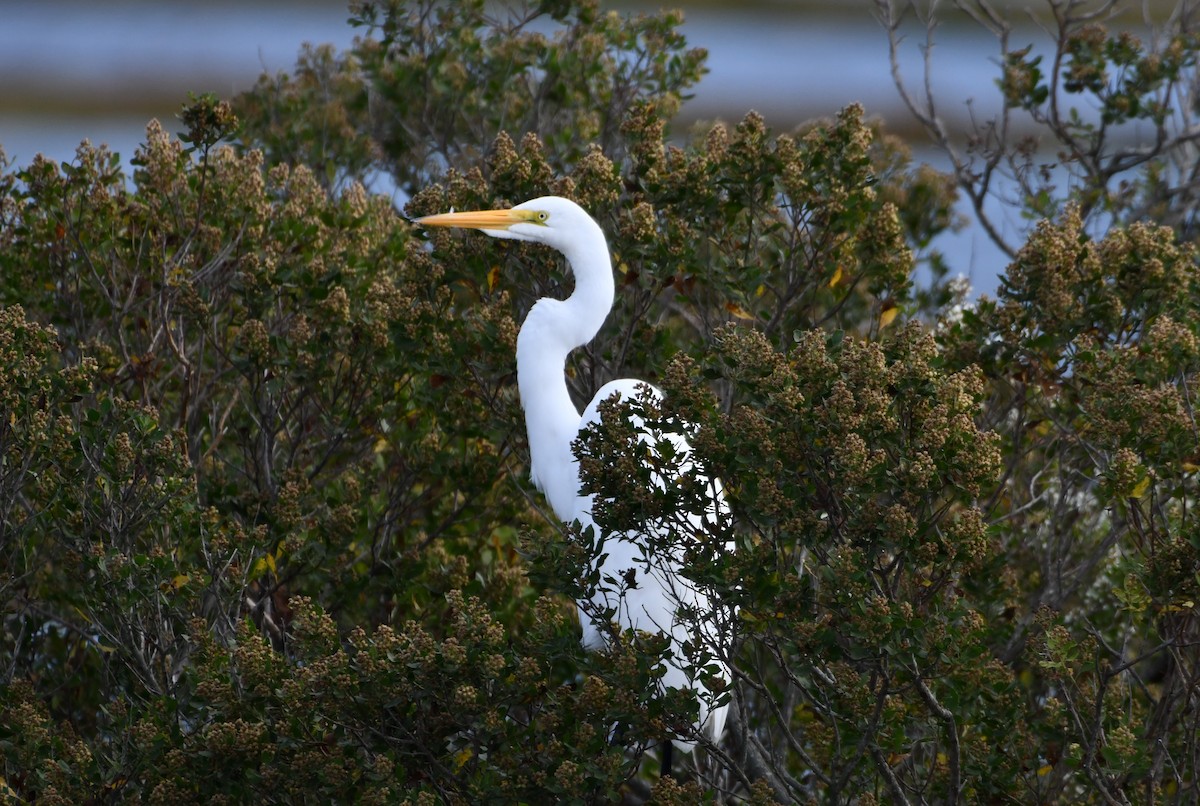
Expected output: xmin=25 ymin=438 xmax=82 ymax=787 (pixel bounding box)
xmin=416 ymin=196 xmax=729 ymax=751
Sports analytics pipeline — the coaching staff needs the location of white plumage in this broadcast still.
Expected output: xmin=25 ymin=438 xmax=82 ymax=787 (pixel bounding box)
xmin=417 ymin=196 xmax=731 ymax=750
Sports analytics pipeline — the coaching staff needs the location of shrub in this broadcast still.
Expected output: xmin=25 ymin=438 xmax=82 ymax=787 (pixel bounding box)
xmin=3 ymin=1 xmax=1200 ymax=803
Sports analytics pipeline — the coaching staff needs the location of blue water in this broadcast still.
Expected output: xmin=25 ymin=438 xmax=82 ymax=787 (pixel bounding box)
xmin=0 ymin=4 xmax=1014 ymax=155
xmin=0 ymin=3 xmax=1075 ymax=297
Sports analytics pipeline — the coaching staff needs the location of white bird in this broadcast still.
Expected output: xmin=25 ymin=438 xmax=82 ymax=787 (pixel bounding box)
xmin=416 ymin=196 xmax=730 ymax=757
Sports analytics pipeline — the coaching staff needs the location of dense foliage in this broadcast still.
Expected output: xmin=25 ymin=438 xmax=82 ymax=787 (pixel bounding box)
xmin=2 ymin=1 xmax=1199 ymax=803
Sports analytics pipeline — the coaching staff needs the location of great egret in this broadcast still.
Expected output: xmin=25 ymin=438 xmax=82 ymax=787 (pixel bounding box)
xmin=416 ymin=196 xmax=730 ymax=760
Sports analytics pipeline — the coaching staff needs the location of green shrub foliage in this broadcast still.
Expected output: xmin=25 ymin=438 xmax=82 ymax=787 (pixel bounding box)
xmin=2 ymin=1 xmax=1199 ymax=803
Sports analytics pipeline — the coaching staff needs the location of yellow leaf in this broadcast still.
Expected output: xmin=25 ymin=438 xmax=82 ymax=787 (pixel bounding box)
xmin=1037 ymin=764 xmax=1053 ymax=777
xmin=1183 ymin=462 xmax=1200 ymax=473
xmin=879 ymin=303 xmax=899 ymax=329
xmin=373 ymin=437 xmax=389 ymax=455
xmin=755 ymin=284 xmax=766 ymax=297
xmin=487 ymin=265 xmax=501 ymax=293
xmin=0 ymin=776 xmax=18 ymax=798
xmin=725 ymin=301 xmax=755 ymax=321
xmin=252 ymin=552 xmax=277 ymax=578
xmin=171 ymin=574 xmax=190 ymax=590
xmin=453 ymin=747 xmax=474 ymax=771
xmin=1130 ymin=476 xmax=1151 ymax=499
xmin=829 ymin=265 xmax=843 ymax=288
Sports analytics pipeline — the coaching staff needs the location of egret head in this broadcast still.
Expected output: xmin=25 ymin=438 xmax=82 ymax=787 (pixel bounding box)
xmin=414 ymin=196 xmax=599 ymax=254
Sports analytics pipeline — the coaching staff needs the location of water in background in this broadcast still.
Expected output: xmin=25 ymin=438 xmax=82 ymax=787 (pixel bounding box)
xmin=0 ymin=2 xmax=1067 ymax=298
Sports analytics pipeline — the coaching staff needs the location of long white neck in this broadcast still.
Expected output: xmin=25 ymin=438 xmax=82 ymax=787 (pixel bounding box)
xmin=516 ymin=220 xmax=615 ymax=521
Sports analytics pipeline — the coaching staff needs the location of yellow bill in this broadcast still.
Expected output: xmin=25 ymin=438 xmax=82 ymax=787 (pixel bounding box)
xmin=414 ymin=208 xmax=542 ymax=231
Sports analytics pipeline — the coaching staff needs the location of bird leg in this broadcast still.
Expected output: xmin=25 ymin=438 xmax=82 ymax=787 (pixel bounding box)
xmin=661 ymin=738 xmax=674 ymax=780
